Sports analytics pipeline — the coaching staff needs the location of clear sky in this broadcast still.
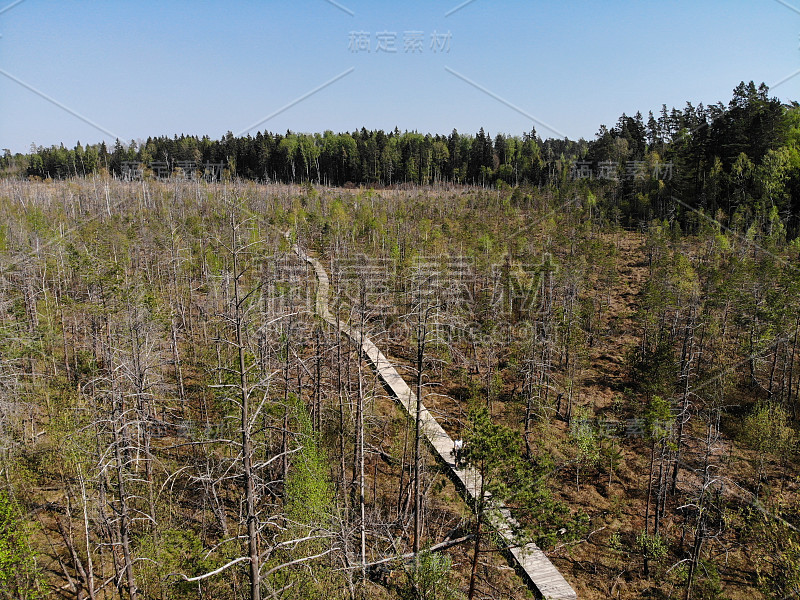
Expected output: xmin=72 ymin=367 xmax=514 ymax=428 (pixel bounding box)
xmin=1 ymin=0 xmax=798 ymax=154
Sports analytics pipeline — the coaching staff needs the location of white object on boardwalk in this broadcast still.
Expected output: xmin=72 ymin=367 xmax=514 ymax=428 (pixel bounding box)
xmin=292 ymin=240 xmax=577 ymax=600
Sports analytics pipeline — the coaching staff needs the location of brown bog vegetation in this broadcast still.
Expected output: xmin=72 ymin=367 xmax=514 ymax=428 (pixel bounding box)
xmin=1 ymin=177 xmax=799 ymax=600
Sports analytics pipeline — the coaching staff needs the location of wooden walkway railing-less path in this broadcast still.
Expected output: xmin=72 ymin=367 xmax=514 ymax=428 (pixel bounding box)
xmin=292 ymin=240 xmax=577 ymax=600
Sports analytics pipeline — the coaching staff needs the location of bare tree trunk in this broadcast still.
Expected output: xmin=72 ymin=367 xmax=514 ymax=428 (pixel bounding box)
xmin=467 ymin=477 xmax=484 ymax=600
xmin=171 ymin=322 xmax=186 ymax=414
xmin=232 ymin=228 xmax=261 ymax=600
xmin=644 ymin=440 xmax=655 ymax=579
xmin=397 ymin=412 xmax=410 ymax=522
xmin=112 ymin=395 xmax=138 ymax=600
xmin=413 ymin=312 xmax=427 ymax=560
xmin=767 ymin=339 xmax=781 ymax=399
xmin=788 ymin=316 xmax=799 ymax=418
xmin=655 ymin=440 xmax=666 ymax=536
xmin=78 ymin=469 xmax=97 ymax=600
xmin=314 ymin=326 xmax=322 ymax=433
xmin=335 ymin=296 xmax=348 ymax=507
xmin=671 ymin=305 xmax=696 ymax=495
xmin=356 ymin=324 xmax=366 ymax=577
xmin=58 ymin=292 xmax=73 ymax=382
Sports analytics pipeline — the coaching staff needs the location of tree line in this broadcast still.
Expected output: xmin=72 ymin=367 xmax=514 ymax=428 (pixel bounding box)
xmin=3 ymin=81 xmax=798 ymax=232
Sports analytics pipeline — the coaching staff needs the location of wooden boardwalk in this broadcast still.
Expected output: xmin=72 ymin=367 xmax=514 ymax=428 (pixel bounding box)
xmin=292 ymin=241 xmax=577 ymax=600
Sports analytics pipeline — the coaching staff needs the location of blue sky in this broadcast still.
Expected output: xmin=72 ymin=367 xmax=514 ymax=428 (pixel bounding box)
xmin=1 ymin=0 xmax=798 ymax=153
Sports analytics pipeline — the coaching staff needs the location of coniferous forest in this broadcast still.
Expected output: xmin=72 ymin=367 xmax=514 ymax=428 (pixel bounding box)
xmin=6 ymin=82 xmax=799 ymax=233
xmin=1 ymin=82 xmax=800 ymax=599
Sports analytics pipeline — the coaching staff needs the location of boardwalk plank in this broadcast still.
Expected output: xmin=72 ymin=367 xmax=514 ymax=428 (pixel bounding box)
xmin=293 ymin=243 xmax=577 ymax=600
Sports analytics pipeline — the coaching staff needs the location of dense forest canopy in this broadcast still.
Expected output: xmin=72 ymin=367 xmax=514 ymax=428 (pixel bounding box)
xmin=3 ymin=81 xmax=798 ymax=232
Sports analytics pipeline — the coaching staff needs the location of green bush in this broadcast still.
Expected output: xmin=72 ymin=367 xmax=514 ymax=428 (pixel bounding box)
xmin=400 ymin=550 xmax=463 ymax=600
xmin=0 ymin=492 xmax=46 ymax=600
